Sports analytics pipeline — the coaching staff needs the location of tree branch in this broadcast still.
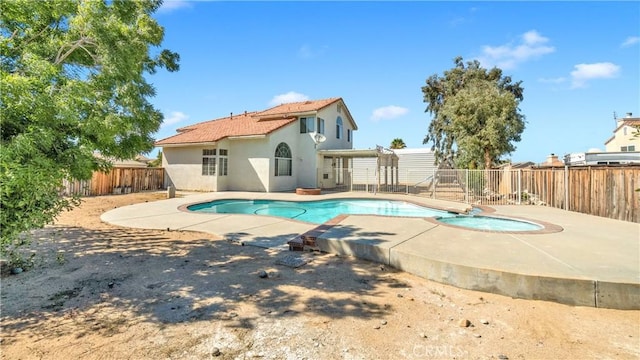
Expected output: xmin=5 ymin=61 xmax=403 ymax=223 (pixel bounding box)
xmin=54 ymin=36 xmax=98 ymax=66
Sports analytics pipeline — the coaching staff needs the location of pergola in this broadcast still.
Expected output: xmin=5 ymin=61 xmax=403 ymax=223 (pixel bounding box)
xmin=316 ymin=146 xmax=399 ymax=190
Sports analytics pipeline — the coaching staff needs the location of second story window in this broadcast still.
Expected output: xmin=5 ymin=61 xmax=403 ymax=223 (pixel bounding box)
xmin=347 ymin=129 xmax=352 ymax=142
xmin=317 ymin=118 xmax=325 ymax=134
xmin=300 ymin=117 xmax=315 ymax=133
xmin=336 ymin=116 xmax=343 ymax=139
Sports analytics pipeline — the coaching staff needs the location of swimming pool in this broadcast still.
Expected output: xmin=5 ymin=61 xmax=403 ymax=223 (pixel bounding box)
xmin=436 ymin=215 xmax=543 ymax=232
xmin=187 ymin=198 xmax=456 ymax=224
xmin=187 ymin=198 xmax=546 ymax=232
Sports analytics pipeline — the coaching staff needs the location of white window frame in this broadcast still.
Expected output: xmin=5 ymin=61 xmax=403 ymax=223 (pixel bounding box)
xmin=300 ymin=117 xmax=315 ymax=133
xmin=336 ymin=116 xmax=343 ymax=139
xmin=218 ymin=149 xmax=228 ymax=176
xmin=317 ymin=118 xmax=325 ymax=134
xmin=274 ymin=142 xmax=292 ymax=176
xmin=202 ymin=149 xmax=216 ymax=176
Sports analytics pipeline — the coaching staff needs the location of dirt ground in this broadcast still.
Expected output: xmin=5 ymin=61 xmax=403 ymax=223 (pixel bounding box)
xmin=1 ymin=192 xmax=638 ymax=360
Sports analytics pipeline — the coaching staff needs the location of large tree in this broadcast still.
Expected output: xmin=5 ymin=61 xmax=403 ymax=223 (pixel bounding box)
xmin=0 ymin=0 xmax=179 ymax=257
xmin=422 ymin=57 xmax=525 ymax=168
xmin=439 ymin=78 xmax=524 ymax=170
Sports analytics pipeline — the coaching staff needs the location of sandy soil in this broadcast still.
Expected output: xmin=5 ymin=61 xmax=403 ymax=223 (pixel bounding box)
xmin=1 ymin=192 xmax=638 ymax=360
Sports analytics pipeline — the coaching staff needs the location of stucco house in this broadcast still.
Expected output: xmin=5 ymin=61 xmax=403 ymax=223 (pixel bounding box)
xmin=155 ymin=97 xmax=358 ymax=192
xmin=564 ymin=112 xmax=640 ymax=165
xmin=605 ymin=112 xmax=639 ymax=152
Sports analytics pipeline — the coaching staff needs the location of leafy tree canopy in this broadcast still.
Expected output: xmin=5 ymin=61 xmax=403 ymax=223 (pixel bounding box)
xmin=390 ymin=138 xmax=407 ymax=149
xmin=422 ymin=56 xmax=525 ymax=168
xmin=149 ymin=150 xmax=163 ymax=167
xmin=0 ymin=0 xmax=179 ymax=256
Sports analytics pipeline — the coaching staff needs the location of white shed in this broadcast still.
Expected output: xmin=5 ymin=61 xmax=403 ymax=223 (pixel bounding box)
xmin=393 ymin=148 xmax=437 ymax=185
xmin=350 ymin=147 xmax=437 ymax=189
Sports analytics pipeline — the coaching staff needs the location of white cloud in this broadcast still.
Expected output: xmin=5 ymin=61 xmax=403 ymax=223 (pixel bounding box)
xmin=269 ymin=91 xmax=309 ymax=106
xmin=477 ymin=30 xmax=555 ymax=70
xmin=161 ymin=111 xmax=189 ymax=128
xmin=158 ymin=0 xmax=193 ymax=13
xmin=621 ymin=36 xmax=640 ymax=48
xmin=570 ymin=62 xmax=620 ymax=88
xmin=297 ymin=44 xmax=328 ymax=59
xmin=370 ymin=106 xmax=409 ymax=121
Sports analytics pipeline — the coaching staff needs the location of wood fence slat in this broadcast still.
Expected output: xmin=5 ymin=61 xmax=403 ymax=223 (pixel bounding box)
xmin=62 ymin=167 xmax=164 ymax=197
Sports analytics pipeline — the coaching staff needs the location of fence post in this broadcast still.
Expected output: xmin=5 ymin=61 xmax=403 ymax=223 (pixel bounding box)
xmin=517 ymin=169 xmax=522 ymax=205
xmin=465 ymin=169 xmax=469 ymax=203
xmin=432 ymin=168 xmax=436 ymax=199
xmin=564 ymin=165 xmax=569 ymax=211
xmin=350 ymin=169 xmax=353 ymax=192
xmin=366 ymin=168 xmax=369 ymax=193
xmin=405 ymin=168 xmax=409 ymax=194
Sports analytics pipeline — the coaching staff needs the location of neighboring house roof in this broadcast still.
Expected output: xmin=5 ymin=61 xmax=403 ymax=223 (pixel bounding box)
xmin=135 ymin=154 xmax=153 ymax=163
xmin=93 ymin=152 xmax=149 ymax=168
xmin=156 ymin=97 xmax=356 ymax=146
xmin=111 ymin=159 xmax=149 ymax=168
xmin=604 ymin=118 xmax=640 ymax=145
xmin=499 ymin=161 xmax=535 ymax=169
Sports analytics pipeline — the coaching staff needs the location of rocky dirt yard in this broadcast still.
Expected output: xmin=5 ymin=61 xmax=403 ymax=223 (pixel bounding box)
xmin=1 ymin=192 xmax=638 ymax=359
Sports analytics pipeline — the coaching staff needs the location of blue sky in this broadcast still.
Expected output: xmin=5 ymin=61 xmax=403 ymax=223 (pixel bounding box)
xmin=148 ymin=1 xmax=639 ymax=163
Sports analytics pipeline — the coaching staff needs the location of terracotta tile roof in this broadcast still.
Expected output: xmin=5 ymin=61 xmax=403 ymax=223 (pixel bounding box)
xmin=256 ymin=97 xmax=341 ymax=118
xmin=621 ymin=119 xmax=640 ymax=127
xmin=155 ymin=98 xmax=346 ymax=146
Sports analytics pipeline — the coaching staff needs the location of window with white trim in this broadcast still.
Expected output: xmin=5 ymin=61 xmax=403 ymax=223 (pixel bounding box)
xmin=347 ymin=129 xmax=352 ymax=142
xmin=275 ymin=142 xmax=292 ymax=176
xmin=300 ymin=117 xmax=315 ymax=133
xmin=202 ymin=149 xmax=216 ymax=175
xmin=218 ymin=149 xmax=228 ymax=176
xmin=621 ymin=145 xmax=636 ymax=152
xmin=317 ymin=118 xmax=325 ymax=134
xmin=336 ymin=116 xmax=343 ymax=139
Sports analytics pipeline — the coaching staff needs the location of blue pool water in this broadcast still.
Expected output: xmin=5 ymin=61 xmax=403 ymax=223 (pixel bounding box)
xmin=187 ymin=198 xmax=544 ymax=232
xmin=187 ymin=199 xmax=455 ymax=224
xmin=437 ymin=216 xmax=543 ymax=231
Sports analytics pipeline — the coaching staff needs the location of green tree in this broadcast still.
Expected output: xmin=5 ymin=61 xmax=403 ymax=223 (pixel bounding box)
xmin=149 ymin=150 xmax=163 ymax=167
xmin=390 ymin=138 xmax=407 ymax=149
xmin=422 ymin=57 xmax=525 ymax=168
xmin=439 ymin=78 xmax=524 ymax=170
xmin=0 ymin=0 xmax=179 ymax=258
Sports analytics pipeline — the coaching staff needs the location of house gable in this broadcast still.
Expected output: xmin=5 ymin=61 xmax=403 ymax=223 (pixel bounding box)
xmin=604 ymin=117 xmax=640 ymax=151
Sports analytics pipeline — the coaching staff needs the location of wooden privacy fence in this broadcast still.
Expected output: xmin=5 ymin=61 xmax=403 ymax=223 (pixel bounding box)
xmin=563 ymin=166 xmax=639 ymax=222
xmin=62 ymin=167 xmax=164 ymax=196
xmin=468 ymin=166 xmax=639 ymax=222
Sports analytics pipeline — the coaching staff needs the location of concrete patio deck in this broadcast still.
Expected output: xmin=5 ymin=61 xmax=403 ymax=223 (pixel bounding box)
xmin=101 ymin=191 xmax=640 ymax=310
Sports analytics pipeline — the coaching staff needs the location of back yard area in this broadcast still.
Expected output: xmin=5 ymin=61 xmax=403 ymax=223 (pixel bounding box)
xmin=1 ymin=193 xmax=638 ymax=359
